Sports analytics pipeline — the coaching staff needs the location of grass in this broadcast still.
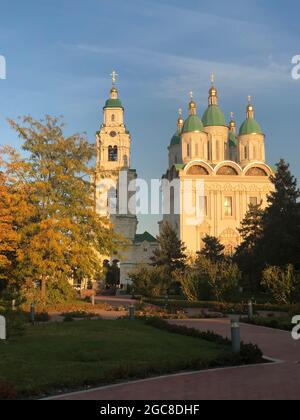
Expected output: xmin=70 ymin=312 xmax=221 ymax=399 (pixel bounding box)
xmin=0 ymin=319 xmax=230 ymax=399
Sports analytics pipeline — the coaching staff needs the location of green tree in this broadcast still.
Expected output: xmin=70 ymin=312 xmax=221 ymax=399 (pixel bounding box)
xmin=7 ymin=115 xmax=119 ymax=301
xmin=177 ymin=256 xmax=241 ymax=302
xmin=198 ymin=235 xmax=225 ymax=262
xmin=261 ymin=265 xmax=300 ymax=305
xmin=151 ymin=222 xmax=187 ymax=277
xmin=261 ymin=160 xmax=300 ymax=268
xmin=129 ymin=265 xmax=170 ymax=298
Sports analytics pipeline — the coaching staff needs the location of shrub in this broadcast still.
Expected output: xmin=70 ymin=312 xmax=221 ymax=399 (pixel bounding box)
xmin=21 ymin=278 xmax=77 ymax=306
xmin=34 ymin=312 xmax=51 ymax=323
xmin=239 ymin=343 xmax=263 ymax=364
xmin=262 ymin=265 xmax=300 ymax=305
xmin=176 ymin=256 xmax=241 ymax=303
xmin=45 ymin=279 xmax=77 ymax=305
xmin=0 ymin=382 xmax=17 ymax=400
xmin=129 ymin=265 xmax=171 ymax=298
xmin=61 ymin=311 xmax=94 ymax=319
xmin=63 ymin=315 xmax=75 ymax=322
xmin=4 ymin=311 xmax=26 ymax=339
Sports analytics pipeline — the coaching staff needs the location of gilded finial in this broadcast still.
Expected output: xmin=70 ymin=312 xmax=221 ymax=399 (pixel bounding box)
xmin=110 ymin=70 xmax=118 ymax=86
xmin=188 ymin=92 xmax=197 ymax=115
xmin=229 ymin=112 xmax=236 ymax=131
xmin=209 ymin=74 xmax=218 ymax=105
xmin=247 ymin=96 xmax=254 ymax=118
xmin=177 ymin=108 xmax=184 ymax=131
xmin=210 ymin=73 xmax=215 ymax=86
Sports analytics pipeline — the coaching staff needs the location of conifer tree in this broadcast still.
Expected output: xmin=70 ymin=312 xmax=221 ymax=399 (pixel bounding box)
xmin=151 ymin=222 xmax=187 ymax=276
xmin=234 ymin=203 xmax=265 ymax=286
xmin=261 ymin=159 xmax=300 ymax=268
xmin=198 ymin=235 xmax=225 ymax=262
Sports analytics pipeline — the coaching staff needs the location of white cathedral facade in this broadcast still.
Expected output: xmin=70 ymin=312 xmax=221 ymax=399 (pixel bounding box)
xmin=94 ymin=73 xmax=274 ymax=287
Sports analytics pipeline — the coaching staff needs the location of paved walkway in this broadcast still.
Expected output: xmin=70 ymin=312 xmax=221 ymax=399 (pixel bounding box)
xmin=50 ymin=318 xmax=300 ymax=400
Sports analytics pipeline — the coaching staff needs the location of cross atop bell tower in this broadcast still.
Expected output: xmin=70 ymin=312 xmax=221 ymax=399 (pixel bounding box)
xmin=96 ymin=71 xmax=131 ymax=170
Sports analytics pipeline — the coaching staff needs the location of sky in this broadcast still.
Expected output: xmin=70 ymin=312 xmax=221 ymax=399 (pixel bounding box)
xmin=0 ymin=0 xmax=300 ymax=235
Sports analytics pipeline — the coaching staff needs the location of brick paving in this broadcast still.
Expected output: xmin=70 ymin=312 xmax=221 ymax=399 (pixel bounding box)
xmin=49 ymin=318 xmax=300 ymax=400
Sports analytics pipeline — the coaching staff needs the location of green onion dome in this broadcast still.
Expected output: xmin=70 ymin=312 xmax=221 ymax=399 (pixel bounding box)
xmin=182 ymin=115 xmax=204 ymax=133
xmin=202 ymin=105 xmax=226 ymax=126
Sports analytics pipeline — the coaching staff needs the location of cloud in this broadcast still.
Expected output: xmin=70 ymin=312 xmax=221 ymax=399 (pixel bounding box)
xmin=60 ymin=42 xmax=291 ymax=103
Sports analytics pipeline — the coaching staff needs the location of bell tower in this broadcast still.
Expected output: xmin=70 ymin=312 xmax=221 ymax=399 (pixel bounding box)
xmin=96 ymin=71 xmax=131 ymax=171
xmin=94 ymin=71 xmax=138 ymax=245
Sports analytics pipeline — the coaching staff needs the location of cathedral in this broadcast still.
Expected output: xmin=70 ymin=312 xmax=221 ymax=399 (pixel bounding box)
xmin=162 ymin=75 xmax=274 ymax=255
xmin=94 ymin=72 xmax=274 ymax=287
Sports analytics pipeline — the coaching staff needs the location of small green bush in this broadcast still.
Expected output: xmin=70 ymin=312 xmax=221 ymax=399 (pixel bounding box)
xmin=4 ymin=312 xmax=26 ymax=339
xmin=61 ymin=311 xmax=94 ymax=319
xmin=34 ymin=312 xmax=51 ymax=323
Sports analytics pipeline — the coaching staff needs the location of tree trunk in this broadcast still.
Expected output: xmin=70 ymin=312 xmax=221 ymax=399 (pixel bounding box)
xmin=41 ymin=277 xmax=46 ymax=301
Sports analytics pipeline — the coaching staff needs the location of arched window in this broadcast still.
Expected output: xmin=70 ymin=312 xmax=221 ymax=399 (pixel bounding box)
xmin=244 ymin=146 xmax=248 ymax=160
xmin=207 ymin=141 xmax=211 ymax=160
xmin=187 ymin=143 xmax=190 ymax=157
xmin=216 ymin=141 xmax=220 ymax=160
xmin=108 ymin=145 xmax=118 ymax=162
xmin=111 ymin=114 xmax=115 ymax=122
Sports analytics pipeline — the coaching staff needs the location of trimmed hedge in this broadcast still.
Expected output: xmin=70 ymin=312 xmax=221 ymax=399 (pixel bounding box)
xmin=145 ymin=318 xmax=263 ymax=365
xmin=242 ymin=317 xmax=292 ymax=332
xmin=145 ymin=298 xmax=296 ymax=315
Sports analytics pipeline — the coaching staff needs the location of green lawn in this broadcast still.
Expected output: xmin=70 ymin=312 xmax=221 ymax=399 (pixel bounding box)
xmin=0 ymin=319 xmax=230 ymax=398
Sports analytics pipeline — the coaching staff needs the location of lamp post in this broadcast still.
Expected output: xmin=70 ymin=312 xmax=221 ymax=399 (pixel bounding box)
xmin=230 ymin=316 xmax=241 ymax=354
xmin=248 ymin=300 xmax=253 ymax=318
xmin=129 ymin=304 xmax=135 ymax=320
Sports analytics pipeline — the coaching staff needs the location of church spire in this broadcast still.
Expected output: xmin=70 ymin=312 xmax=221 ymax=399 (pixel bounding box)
xmin=209 ymin=73 xmax=218 ymax=106
xmin=188 ymin=91 xmax=197 ymax=116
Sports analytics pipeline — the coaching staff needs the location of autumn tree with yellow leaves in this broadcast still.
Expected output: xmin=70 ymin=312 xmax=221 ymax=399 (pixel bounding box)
xmin=0 ymin=116 xmax=120 ymax=302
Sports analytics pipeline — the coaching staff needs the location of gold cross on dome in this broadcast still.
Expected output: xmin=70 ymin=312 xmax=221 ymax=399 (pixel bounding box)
xmin=189 ymin=91 xmax=193 ymax=99
xmin=230 ymin=112 xmax=234 ymax=120
xmin=210 ymin=73 xmax=215 ymax=86
xmin=248 ymin=95 xmax=252 ymax=104
xmin=178 ymin=108 xmax=183 ymax=116
xmin=111 ymin=70 xmax=118 ymax=85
